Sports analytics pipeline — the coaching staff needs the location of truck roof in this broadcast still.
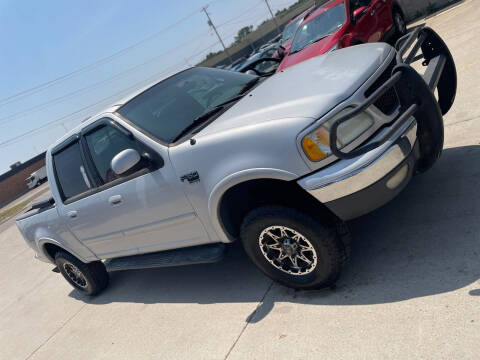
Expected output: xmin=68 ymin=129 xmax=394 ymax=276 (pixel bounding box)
xmin=49 ymin=67 xmax=194 ymax=152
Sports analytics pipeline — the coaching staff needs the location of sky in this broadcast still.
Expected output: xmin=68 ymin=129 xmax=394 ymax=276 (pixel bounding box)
xmin=0 ymin=0 xmax=297 ymax=174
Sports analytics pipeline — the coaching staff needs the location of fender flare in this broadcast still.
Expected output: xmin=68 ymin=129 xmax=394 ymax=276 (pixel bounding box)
xmin=37 ymin=237 xmax=90 ymax=263
xmin=207 ymin=168 xmax=299 ymax=243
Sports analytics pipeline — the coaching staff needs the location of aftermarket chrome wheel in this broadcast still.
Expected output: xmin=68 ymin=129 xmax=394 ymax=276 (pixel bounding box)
xmin=241 ymin=206 xmax=347 ymax=290
xmin=55 ymin=251 xmax=109 ymax=296
xmin=63 ymin=262 xmax=88 ymax=288
xmin=258 ymin=226 xmax=318 ymax=275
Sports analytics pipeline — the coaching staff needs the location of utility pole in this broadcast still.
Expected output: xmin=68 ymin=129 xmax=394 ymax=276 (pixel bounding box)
xmin=202 ymin=6 xmax=233 ymax=64
xmin=263 ymin=0 xmax=282 ymax=35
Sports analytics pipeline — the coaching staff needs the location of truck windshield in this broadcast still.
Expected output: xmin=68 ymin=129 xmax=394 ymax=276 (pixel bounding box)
xmin=117 ymin=68 xmax=257 ymax=143
xmin=290 ymin=3 xmax=346 ymax=54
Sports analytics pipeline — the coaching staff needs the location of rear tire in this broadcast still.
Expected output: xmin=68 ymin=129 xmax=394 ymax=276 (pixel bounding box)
xmin=240 ymin=206 xmax=346 ymax=290
xmin=55 ymin=251 xmax=109 ymax=296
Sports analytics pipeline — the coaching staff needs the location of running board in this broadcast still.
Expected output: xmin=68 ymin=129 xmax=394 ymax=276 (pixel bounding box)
xmin=104 ymin=243 xmax=226 ymax=272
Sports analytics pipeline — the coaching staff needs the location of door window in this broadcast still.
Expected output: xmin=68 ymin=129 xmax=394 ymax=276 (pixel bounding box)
xmin=351 ymin=0 xmax=372 ymax=11
xmin=52 ymin=142 xmax=91 ymax=200
xmin=85 ymin=125 xmax=141 ymax=184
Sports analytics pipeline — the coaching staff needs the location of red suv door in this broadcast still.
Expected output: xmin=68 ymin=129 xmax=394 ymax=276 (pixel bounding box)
xmin=372 ymin=0 xmax=392 ymax=35
xmin=350 ymin=0 xmax=380 ymax=43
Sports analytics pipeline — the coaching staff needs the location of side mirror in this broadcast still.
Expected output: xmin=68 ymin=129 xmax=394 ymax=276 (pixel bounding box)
xmin=277 ymin=45 xmax=286 ymax=58
xmin=111 ymin=148 xmax=141 ymax=175
xmin=353 ymin=6 xmax=368 ymax=22
xmin=240 ymin=57 xmax=281 ymax=76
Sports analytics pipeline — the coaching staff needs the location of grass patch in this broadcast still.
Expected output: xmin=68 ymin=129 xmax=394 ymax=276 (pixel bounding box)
xmin=0 ymin=201 xmax=30 ymax=223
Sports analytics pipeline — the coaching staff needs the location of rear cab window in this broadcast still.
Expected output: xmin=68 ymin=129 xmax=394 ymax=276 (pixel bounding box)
xmin=51 ymin=119 xmax=163 ymax=204
xmin=52 ymin=141 xmax=91 ymax=201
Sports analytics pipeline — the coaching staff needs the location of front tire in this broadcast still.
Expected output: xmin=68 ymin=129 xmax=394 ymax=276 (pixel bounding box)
xmin=240 ymin=206 xmax=347 ymax=290
xmin=55 ymin=251 xmax=109 ymax=296
xmin=393 ymin=10 xmax=407 ymax=37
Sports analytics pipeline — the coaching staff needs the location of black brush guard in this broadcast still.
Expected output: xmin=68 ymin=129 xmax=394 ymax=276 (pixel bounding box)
xmin=329 ymin=26 xmax=457 ymax=172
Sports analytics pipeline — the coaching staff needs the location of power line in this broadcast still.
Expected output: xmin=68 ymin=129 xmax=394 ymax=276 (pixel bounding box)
xmin=0 ymin=40 xmax=221 ymax=148
xmin=0 ymin=1 xmax=286 ymax=147
xmin=216 ymin=1 xmax=265 ymax=28
xmin=0 ymin=30 xmax=211 ymax=126
xmin=0 ymin=7 xmax=205 ymax=108
xmin=0 ymin=67 xmax=178 ymax=148
xmin=220 ymin=12 xmax=269 ymax=28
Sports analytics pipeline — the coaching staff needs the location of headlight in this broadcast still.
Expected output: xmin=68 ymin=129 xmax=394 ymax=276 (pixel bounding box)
xmin=301 ymin=108 xmax=374 ymax=161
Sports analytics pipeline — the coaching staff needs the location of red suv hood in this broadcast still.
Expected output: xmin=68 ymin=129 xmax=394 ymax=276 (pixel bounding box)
xmin=278 ymin=34 xmax=338 ymax=71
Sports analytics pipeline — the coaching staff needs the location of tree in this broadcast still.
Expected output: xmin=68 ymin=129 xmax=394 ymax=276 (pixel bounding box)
xmin=204 ymin=50 xmax=222 ymax=61
xmin=234 ymin=25 xmax=253 ymax=44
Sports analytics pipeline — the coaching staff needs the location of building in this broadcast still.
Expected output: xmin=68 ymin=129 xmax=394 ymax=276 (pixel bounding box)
xmin=0 ymin=153 xmax=46 ymax=206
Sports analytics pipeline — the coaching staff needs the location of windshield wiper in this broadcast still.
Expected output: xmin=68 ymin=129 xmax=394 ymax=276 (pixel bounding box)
xmin=290 ymin=34 xmax=332 ymax=55
xmin=172 ymin=78 xmax=262 ymax=143
xmin=213 ymin=95 xmax=245 ymax=108
xmin=208 ymin=79 xmax=261 ymax=110
xmin=172 ymin=106 xmax=226 ymax=142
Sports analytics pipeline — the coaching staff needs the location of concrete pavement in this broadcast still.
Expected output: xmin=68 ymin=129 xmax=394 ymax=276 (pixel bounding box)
xmin=1 ymin=1 xmax=479 ymax=358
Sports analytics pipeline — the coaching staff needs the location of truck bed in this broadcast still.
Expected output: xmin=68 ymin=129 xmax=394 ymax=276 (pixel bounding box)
xmin=16 ymin=195 xmax=55 ymax=221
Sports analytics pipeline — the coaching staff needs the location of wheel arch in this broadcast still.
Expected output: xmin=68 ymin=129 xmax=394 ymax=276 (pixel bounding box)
xmin=38 ymin=238 xmax=87 ymax=263
xmin=209 ymin=169 xmax=337 ymax=243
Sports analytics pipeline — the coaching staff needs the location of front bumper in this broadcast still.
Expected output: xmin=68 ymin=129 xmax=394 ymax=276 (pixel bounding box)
xmin=297 ymin=26 xmax=457 ymax=220
xmin=298 ymin=118 xmax=418 ymax=220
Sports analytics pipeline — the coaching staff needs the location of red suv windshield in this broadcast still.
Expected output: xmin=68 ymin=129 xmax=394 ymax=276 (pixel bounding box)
xmin=282 ymin=17 xmax=303 ymax=42
xmin=290 ymin=2 xmax=346 ymax=54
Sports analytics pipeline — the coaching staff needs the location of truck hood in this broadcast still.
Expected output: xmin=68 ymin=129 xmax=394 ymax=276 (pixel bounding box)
xmin=199 ymin=43 xmax=393 ymax=136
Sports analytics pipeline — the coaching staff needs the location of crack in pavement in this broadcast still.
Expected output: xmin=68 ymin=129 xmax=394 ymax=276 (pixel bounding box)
xmin=25 ymin=302 xmax=88 ymax=360
xmin=224 ymin=281 xmax=274 ymax=360
xmin=445 ymin=115 xmax=480 ymax=127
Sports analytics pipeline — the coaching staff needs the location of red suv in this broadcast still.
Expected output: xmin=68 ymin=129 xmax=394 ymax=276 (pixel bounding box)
xmin=276 ymin=6 xmax=316 ymax=57
xmin=277 ymin=0 xmax=406 ymax=71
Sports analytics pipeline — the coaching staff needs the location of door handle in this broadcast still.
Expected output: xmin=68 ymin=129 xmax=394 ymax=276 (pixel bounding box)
xmin=67 ymin=210 xmax=78 ymax=218
xmin=108 ymin=195 xmax=123 ymax=206
xmin=371 ymin=9 xmax=375 ymax=16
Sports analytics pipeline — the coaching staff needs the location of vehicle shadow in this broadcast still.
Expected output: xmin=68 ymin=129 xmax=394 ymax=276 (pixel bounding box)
xmin=70 ymin=145 xmax=480 ymax=322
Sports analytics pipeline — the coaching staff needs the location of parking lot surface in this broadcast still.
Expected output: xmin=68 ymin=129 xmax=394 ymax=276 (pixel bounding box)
xmin=1 ymin=1 xmax=479 ymax=359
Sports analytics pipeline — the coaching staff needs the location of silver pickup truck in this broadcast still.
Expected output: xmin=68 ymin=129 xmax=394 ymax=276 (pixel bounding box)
xmin=16 ymin=27 xmax=456 ymax=296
